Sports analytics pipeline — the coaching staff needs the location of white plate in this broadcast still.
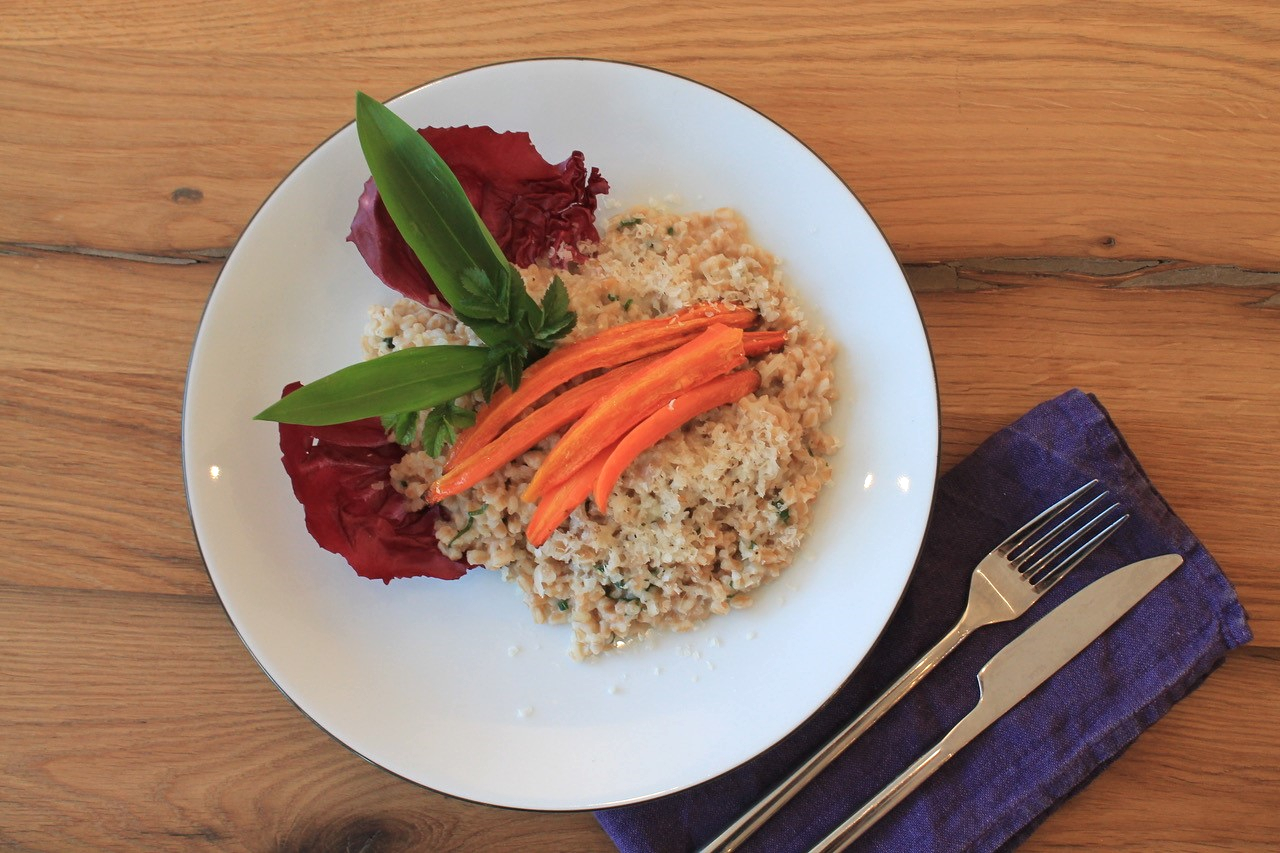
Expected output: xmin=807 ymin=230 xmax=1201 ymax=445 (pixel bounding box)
xmin=182 ymin=59 xmax=938 ymax=811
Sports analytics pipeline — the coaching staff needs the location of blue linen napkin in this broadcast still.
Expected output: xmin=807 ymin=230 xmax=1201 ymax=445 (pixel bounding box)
xmin=596 ymin=389 xmax=1252 ymax=852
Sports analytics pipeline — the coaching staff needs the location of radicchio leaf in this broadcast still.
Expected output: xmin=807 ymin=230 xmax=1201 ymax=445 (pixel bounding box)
xmin=347 ymin=126 xmax=609 ymax=306
xmin=277 ymin=382 xmax=470 ymax=582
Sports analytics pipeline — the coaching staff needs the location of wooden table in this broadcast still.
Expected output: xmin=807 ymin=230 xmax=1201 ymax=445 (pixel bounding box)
xmin=3 ymin=2 xmax=1277 ymax=850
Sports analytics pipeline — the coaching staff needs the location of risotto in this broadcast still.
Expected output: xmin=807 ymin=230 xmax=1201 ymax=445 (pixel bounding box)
xmin=365 ymin=206 xmax=838 ymax=659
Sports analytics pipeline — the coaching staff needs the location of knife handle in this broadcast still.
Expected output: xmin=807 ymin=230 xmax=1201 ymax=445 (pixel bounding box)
xmin=806 ymin=709 xmax=987 ymax=853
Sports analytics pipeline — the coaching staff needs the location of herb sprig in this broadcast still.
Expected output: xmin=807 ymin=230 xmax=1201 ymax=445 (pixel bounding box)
xmin=255 ymin=92 xmax=578 ymax=449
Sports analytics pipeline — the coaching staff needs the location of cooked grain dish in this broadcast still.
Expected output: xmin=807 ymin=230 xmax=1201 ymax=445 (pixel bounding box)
xmin=365 ymin=207 xmax=838 ymax=659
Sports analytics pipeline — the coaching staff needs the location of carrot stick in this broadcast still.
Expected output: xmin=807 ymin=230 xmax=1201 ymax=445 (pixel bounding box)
xmin=446 ymin=302 xmax=757 ymax=467
xmin=522 ymin=324 xmax=747 ymax=502
xmin=743 ymin=329 xmax=787 ymax=356
xmin=525 ymin=443 xmax=616 ymax=548
xmin=426 ymin=356 xmax=659 ymax=503
xmin=592 ymin=369 xmax=761 ymax=507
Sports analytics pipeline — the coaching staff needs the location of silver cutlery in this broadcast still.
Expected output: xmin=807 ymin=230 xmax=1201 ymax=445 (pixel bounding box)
xmin=699 ymin=480 xmax=1127 ymax=853
xmin=808 ymin=553 xmax=1184 ymax=852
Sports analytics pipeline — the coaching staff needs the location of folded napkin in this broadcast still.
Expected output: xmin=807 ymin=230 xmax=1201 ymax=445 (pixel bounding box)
xmin=596 ymin=389 xmax=1251 ymax=852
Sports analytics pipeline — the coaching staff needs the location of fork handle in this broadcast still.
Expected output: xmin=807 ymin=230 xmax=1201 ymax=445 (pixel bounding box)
xmin=696 ymin=618 xmax=974 ymax=853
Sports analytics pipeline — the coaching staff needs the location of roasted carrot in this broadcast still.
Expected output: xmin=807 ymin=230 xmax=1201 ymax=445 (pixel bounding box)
xmin=426 ymin=356 xmax=659 ymax=503
xmin=743 ymin=329 xmax=787 ymax=356
xmin=522 ymin=324 xmax=747 ymax=502
xmin=592 ymin=369 xmax=761 ymax=508
xmin=446 ymin=302 xmax=757 ymax=467
xmin=525 ymin=443 xmax=616 ymax=548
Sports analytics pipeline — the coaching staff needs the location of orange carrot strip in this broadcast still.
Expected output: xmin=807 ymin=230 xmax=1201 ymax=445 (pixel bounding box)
xmin=426 ymin=356 xmax=659 ymax=503
xmin=592 ymin=369 xmax=761 ymax=508
xmin=743 ymin=330 xmax=787 ymax=356
xmin=525 ymin=443 xmax=616 ymax=548
xmin=446 ymin=302 xmax=757 ymax=467
xmin=522 ymin=324 xmax=747 ymax=502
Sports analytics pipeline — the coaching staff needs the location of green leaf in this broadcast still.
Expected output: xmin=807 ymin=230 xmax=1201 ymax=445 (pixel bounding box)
xmin=420 ymin=402 xmax=476 ymax=457
xmin=479 ymin=341 xmax=528 ymax=399
xmin=533 ymin=276 xmax=577 ymax=346
xmin=254 ymin=345 xmax=488 ymax=425
xmin=354 ymin=92 xmax=512 ymax=345
xmin=453 ymin=267 xmax=511 ymax=322
xmin=381 ymin=410 xmax=421 ymax=445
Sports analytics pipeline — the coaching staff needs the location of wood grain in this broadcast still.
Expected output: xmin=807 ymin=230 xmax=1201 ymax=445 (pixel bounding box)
xmin=1 ymin=0 xmax=1276 ymax=850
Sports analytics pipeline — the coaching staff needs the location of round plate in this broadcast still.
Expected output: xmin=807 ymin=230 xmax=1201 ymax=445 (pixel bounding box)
xmin=182 ymin=59 xmax=938 ymax=811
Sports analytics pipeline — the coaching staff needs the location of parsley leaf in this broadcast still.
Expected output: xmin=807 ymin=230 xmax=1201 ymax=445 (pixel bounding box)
xmin=420 ymin=402 xmax=477 ymax=457
xmin=381 ymin=410 xmax=420 ymax=446
xmin=453 ymin=267 xmax=512 ymax=322
xmin=531 ymin=276 xmax=576 ymax=348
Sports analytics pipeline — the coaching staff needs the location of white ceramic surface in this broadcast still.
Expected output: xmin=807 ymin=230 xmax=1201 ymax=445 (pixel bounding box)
xmin=182 ymin=59 xmax=938 ymax=811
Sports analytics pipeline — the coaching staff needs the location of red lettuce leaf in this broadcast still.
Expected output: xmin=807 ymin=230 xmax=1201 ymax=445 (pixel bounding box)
xmin=346 ymin=126 xmax=609 ymax=306
xmin=277 ymin=382 xmax=470 ymax=583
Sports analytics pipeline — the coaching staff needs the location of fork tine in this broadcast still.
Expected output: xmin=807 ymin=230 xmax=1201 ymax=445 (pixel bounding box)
xmin=999 ymin=479 xmax=1098 ymax=557
xmin=1019 ymin=498 xmax=1121 ymax=580
xmin=1011 ymin=491 xmax=1109 ymax=568
xmin=1033 ymin=512 xmax=1129 ymax=592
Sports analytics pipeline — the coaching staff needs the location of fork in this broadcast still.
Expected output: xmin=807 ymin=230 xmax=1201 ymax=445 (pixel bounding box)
xmin=697 ymin=480 xmax=1127 ymax=853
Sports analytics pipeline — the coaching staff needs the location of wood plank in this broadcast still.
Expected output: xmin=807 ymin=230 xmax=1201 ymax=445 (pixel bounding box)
xmin=0 ymin=368 xmax=207 ymax=596
xmin=0 ymin=252 xmax=215 ymax=373
xmin=1 ymin=2 xmax=1278 ymax=266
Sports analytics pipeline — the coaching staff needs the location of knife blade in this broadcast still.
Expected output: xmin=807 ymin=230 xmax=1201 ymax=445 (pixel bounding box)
xmin=809 ymin=553 xmax=1184 ymax=853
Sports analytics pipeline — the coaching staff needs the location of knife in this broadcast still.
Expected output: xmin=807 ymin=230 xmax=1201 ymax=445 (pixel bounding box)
xmin=808 ymin=553 xmax=1184 ymax=853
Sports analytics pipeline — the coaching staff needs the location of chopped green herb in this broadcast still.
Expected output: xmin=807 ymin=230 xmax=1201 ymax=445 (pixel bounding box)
xmin=556 ymin=599 xmax=570 ymax=612
xmin=607 ymin=293 xmax=619 ymax=302
xmin=618 ymin=216 xmax=643 ymax=228
xmin=772 ymin=498 xmax=791 ymax=524
xmin=623 ymin=298 xmax=634 ymax=311
xmin=666 ymin=226 xmax=675 ymax=236
xmin=447 ymin=503 xmax=489 ymax=546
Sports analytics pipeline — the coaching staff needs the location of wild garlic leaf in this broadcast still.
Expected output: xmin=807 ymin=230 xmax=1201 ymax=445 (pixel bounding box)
xmin=354 ymin=92 xmax=512 ymax=346
xmin=254 ymin=345 xmax=488 ymax=426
